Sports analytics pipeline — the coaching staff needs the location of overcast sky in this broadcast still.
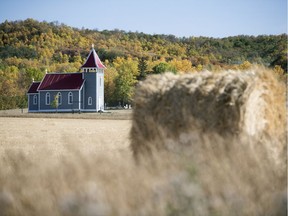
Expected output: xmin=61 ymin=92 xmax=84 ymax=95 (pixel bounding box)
xmin=0 ymin=0 xmax=287 ymax=38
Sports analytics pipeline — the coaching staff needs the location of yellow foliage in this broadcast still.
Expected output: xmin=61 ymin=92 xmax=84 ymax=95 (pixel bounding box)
xmin=113 ymin=57 xmax=138 ymax=76
xmin=273 ymin=65 xmax=286 ymax=82
xmin=273 ymin=65 xmax=284 ymax=76
xmin=238 ymin=61 xmax=252 ymax=70
xmin=196 ymin=64 xmax=203 ymax=71
xmin=169 ymin=59 xmax=193 ymax=73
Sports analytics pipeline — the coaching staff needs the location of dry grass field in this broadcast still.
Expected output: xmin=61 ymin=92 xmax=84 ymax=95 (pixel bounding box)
xmin=0 ymin=67 xmax=286 ymax=216
xmin=0 ymin=115 xmax=137 ymax=216
xmin=0 ymin=117 xmax=132 ymax=162
xmin=0 ymin=114 xmax=286 ymax=216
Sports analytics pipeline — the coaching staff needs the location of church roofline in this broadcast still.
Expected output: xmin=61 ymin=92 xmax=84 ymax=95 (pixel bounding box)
xmin=81 ymin=45 xmax=106 ymax=69
xmin=27 ymin=82 xmax=41 ymax=94
xmin=37 ymin=73 xmax=84 ymax=91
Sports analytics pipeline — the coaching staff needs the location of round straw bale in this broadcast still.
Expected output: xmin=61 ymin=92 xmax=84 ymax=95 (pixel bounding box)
xmin=130 ymin=67 xmax=286 ymax=159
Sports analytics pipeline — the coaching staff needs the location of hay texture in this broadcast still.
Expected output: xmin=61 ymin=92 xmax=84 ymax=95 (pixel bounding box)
xmin=130 ymin=67 xmax=286 ymax=159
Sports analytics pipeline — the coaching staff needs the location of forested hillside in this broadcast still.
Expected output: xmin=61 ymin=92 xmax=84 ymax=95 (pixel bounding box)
xmin=0 ymin=19 xmax=286 ymax=109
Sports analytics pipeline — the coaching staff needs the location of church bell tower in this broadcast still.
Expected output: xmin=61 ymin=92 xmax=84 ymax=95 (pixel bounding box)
xmin=81 ymin=44 xmax=105 ymax=111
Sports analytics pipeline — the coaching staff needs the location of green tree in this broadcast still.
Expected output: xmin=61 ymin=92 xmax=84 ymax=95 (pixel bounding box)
xmin=137 ymin=57 xmax=148 ymax=80
xmin=152 ymin=62 xmax=176 ymax=74
xmin=113 ymin=57 xmax=138 ymax=106
xmin=51 ymin=94 xmax=59 ymax=112
xmin=16 ymin=95 xmax=28 ymax=111
xmin=104 ymin=63 xmax=118 ymax=105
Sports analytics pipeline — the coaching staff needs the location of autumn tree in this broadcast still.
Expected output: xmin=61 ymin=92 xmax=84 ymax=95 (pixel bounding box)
xmin=104 ymin=62 xmax=118 ymax=105
xmin=0 ymin=66 xmax=22 ymax=109
xmin=137 ymin=57 xmax=148 ymax=80
xmin=113 ymin=57 xmax=138 ymax=106
xmin=169 ymin=59 xmax=193 ymax=73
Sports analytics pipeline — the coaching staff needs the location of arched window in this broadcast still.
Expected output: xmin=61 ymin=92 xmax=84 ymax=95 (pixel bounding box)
xmin=88 ymin=97 xmax=92 ymax=105
xmin=68 ymin=92 xmax=73 ymax=104
xmin=33 ymin=95 xmax=37 ymax=105
xmin=57 ymin=92 xmax=62 ymax=105
xmin=46 ymin=92 xmax=50 ymax=105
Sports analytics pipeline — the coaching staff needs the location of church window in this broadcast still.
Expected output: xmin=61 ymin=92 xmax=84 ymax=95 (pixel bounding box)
xmin=46 ymin=92 xmax=50 ymax=105
xmin=88 ymin=97 xmax=92 ymax=105
xmin=33 ymin=95 xmax=37 ymax=105
xmin=57 ymin=92 xmax=62 ymax=105
xmin=68 ymin=92 xmax=73 ymax=104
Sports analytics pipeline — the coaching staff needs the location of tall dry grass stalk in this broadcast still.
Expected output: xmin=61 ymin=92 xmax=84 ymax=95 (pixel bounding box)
xmin=0 ymin=66 xmax=286 ymax=216
xmin=0 ymin=138 xmax=286 ymax=216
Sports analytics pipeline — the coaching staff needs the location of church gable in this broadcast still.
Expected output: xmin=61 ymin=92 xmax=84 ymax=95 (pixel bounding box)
xmin=27 ymin=82 xmax=41 ymax=94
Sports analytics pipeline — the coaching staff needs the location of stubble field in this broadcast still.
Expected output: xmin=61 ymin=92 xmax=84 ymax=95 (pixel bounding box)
xmin=0 ymin=116 xmax=132 ymax=164
xmin=0 ymin=114 xmax=145 ymax=216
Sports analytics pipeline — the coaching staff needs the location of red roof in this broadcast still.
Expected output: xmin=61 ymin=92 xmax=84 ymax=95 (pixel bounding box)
xmin=81 ymin=48 xmax=105 ymax=69
xmin=38 ymin=73 xmax=84 ymax=91
xmin=27 ymin=82 xmax=41 ymax=94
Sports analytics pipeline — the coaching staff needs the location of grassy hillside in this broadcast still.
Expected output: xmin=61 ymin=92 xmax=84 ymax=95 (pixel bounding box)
xmin=0 ymin=19 xmax=286 ymax=109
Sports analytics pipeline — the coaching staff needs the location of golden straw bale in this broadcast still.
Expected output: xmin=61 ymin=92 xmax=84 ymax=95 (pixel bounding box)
xmin=130 ymin=66 xmax=286 ymax=159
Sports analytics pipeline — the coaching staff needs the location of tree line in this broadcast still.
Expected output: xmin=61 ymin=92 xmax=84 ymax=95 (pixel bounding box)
xmin=0 ymin=19 xmax=286 ymax=109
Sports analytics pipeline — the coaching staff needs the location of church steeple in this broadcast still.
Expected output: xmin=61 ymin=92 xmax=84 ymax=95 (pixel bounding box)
xmin=81 ymin=45 xmax=105 ymax=72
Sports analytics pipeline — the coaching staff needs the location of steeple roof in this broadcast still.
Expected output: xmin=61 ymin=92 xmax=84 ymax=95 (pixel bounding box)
xmin=81 ymin=45 xmax=105 ymax=69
